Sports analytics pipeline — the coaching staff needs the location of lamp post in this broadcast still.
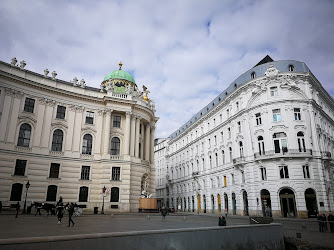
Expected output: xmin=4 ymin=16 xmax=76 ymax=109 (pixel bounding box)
xmin=23 ymin=181 xmax=30 ymax=213
xmin=101 ymin=186 xmax=106 ymax=214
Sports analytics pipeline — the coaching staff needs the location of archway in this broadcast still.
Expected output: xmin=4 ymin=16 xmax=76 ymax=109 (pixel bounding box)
xmin=203 ymin=195 xmax=207 ymax=213
xmin=217 ymin=194 xmax=221 ymax=214
xmin=184 ymin=197 xmax=187 ymax=211
xmin=224 ymin=193 xmax=228 ymax=214
xmin=211 ymin=195 xmax=215 ymax=213
xmin=192 ymin=196 xmax=195 ymax=212
xmin=305 ymin=188 xmax=318 ymax=218
xmin=232 ymin=193 xmax=236 ymax=215
xmin=279 ymin=188 xmax=297 ymax=218
xmin=197 ymin=194 xmax=201 ymax=213
xmin=261 ymin=189 xmax=272 ymax=217
xmin=243 ymin=191 xmax=249 ymax=216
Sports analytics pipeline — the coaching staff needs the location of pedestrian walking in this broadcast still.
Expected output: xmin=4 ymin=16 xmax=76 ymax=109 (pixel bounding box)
xmin=317 ymin=214 xmax=324 ymax=232
xmin=218 ymin=215 xmax=226 ymax=226
xmin=328 ymin=212 xmax=334 ymax=233
xmin=224 ymin=208 xmax=228 ymax=217
xmin=322 ymin=214 xmax=328 ymax=232
xmin=66 ymin=202 xmax=75 ymax=227
xmin=161 ymin=207 xmax=167 ymax=221
xmin=35 ymin=202 xmax=42 ymax=216
xmin=57 ymin=206 xmax=64 ymax=224
xmin=15 ymin=202 xmax=20 ymax=218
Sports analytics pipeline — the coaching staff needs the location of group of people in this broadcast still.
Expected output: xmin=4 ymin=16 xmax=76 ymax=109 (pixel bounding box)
xmin=318 ymin=212 xmax=334 ymax=233
xmin=56 ymin=197 xmax=75 ymax=227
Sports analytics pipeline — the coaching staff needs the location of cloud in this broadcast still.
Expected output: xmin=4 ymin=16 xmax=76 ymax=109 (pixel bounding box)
xmin=1 ymin=0 xmax=333 ymax=138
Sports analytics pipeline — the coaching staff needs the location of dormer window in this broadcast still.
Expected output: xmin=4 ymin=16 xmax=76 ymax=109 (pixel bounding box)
xmin=288 ymin=65 xmax=294 ymax=72
xmin=251 ymin=72 xmax=256 ymax=79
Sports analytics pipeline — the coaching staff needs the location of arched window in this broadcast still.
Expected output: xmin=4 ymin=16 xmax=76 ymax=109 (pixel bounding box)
xmin=215 ymin=153 xmax=218 ymax=167
xmin=273 ymin=132 xmax=287 ymax=154
xmin=110 ymin=187 xmax=119 ymax=202
xmin=46 ymin=185 xmax=58 ymax=201
xmin=258 ymin=136 xmax=265 ymax=155
xmin=51 ymin=129 xmax=63 ymax=152
xmin=229 ymin=147 xmax=233 ymax=162
xmin=82 ymin=134 xmax=93 ymax=155
xmin=10 ymin=183 xmax=23 ymax=201
xmin=297 ymin=131 xmax=306 ymax=152
xmin=209 ymin=155 xmax=212 ymax=168
xmin=251 ymin=72 xmax=256 ymax=79
xmin=288 ymin=65 xmax=294 ymax=72
xmin=222 ymin=150 xmax=225 ymax=165
xmin=17 ymin=123 xmax=31 ymax=147
xmin=110 ymin=137 xmax=120 ymax=155
xmin=79 ymin=186 xmax=89 ymax=202
xmin=239 ymin=141 xmax=244 ymax=157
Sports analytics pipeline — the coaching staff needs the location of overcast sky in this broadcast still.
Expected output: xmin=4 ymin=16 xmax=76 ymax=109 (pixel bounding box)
xmin=1 ymin=0 xmax=333 ymax=138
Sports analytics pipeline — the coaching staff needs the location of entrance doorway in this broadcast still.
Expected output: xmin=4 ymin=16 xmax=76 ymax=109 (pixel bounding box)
xmin=211 ymin=195 xmax=215 ymax=213
xmin=280 ymin=188 xmax=297 ymax=218
xmin=197 ymin=194 xmax=201 ymax=213
xmin=224 ymin=193 xmax=228 ymax=214
xmin=192 ymin=196 xmax=195 ymax=212
xmin=305 ymin=188 xmax=318 ymax=218
xmin=217 ymin=194 xmax=221 ymax=214
xmin=261 ymin=189 xmax=272 ymax=217
xmin=203 ymin=195 xmax=207 ymax=213
xmin=232 ymin=193 xmax=236 ymax=215
xmin=243 ymin=191 xmax=249 ymax=216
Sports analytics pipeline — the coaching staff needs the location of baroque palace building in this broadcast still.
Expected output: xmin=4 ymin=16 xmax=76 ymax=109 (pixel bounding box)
xmin=164 ymin=56 xmax=334 ymax=218
xmin=0 ymin=58 xmax=158 ymax=212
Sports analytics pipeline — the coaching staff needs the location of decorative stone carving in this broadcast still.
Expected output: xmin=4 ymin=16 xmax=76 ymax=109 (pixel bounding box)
xmin=51 ymin=71 xmax=57 ymax=80
xmin=142 ymin=85 xmax=150 ymax=101
xmin=279 ymin=75 xmax=298 ymax=89
xmin=19 ymin=60 xmax=26 ymax=69
xmin=72 ymin=77 xmax=78 ymax=86
xmin=11 ymin=57 xmax=17 ymax=66
xmin=44 ymin=69 xmax=49 ymax=77
xmin=265 ymin=64 xmax=279 ymax=80
xmin=80 ymin=79 xmax=85 ymax=88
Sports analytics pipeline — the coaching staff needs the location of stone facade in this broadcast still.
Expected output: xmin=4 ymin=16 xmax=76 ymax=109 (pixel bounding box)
xmin=0 ymin=59 xmax=158 ymax=212
xmin=165 ymin=57 xmax=334 ymax=218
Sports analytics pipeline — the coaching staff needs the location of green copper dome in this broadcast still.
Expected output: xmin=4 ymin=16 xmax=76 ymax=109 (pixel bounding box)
xmin=103 ymin=62 xmax=136 ymax=84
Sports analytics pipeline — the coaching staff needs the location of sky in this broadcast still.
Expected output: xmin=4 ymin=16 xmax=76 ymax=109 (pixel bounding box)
xmin=1 ymin=0 xmax=333 ymax=138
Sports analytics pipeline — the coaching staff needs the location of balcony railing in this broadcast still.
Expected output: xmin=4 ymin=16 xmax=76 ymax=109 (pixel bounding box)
xmin=110 ymin=155 xmax=123 ymax=160
xmin=254 ymin=149 xmax=313 ymax=159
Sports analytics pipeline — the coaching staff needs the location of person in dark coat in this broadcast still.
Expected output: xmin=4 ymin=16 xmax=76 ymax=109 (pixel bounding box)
xmin=218 ymin=215 xmax=226 ymax=226
xmin=317 ymin=214 xmax=324 ymax=232
xmin=66 ymin=203 xmax=75 ymax=227
xmin=15 ymin=202 xmax=20 ymax=218
xmin=161 ymin=207 xmax=167 ymax=221
xmin=322 ymin=214 xmax=328 ymax=232
xmin=328 ymin=212 xmax=334 ymax=233
xmin=35 ymin=202 xmax=42 ymax=216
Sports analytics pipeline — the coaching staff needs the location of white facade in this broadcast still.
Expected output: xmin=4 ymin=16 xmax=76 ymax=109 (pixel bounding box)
xmin=0 ymin=58 xmax=158 ymax=212
xmin=166 ymin=57 xmax=334 ymax=218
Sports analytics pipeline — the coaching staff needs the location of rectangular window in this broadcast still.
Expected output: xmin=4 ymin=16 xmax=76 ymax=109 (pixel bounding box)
xmin=221 ymin=131 xmax=224 ymax=142
xmin=49 ymin=163 xmax=60 ymax=178
xmin=260 ymin=167 xmax=267 ymax=181
xmin=279 ymin=166 xmax=289 ymax=179
xmin=14 ymin=159 xmax=27 ymax=176
xmin=303 ymin=165 xmax=310 ymax=179
xmin=85 ymin=111 xmax=94 ymax=124
xmin=81 ymin=166 xmax=90 ymax=180
xmin=294 ymin=108 xmax=301 ymax=120
xmin=273 ymin=109 xmax=282 ymax=122
xmin=113 ymin=115 xmax=121 ymax=128
xmin=220 ymin=114 xmax=222 ymax=122
xmin=112 ymin=167 xmax=121 ymax=181
xmin=224 ymin=176 xmax=227 ymax=187
xmin=214 ymin=135 xmax=217 ymax=145
xmin=237 ymin=121 xmax=241 ymax=133
xmin=226 ymin=109 xmax=230 ymax=118
xmin=270 ymin=87 xmax=278 ymax=96
xmin=231 ymin=174 xmax=235 ymax=185
xmin=56 ymin=105 xmax=66 ymax=119
xmin=24 ymin=98 xmax=35 ymax=113
xmin=228 ymin=127 xmax=231 ymax=139
xmin=241 ymin=171 xmax=245 ymax=183
xmin=255 ymin=113 xmax=262 ymax=125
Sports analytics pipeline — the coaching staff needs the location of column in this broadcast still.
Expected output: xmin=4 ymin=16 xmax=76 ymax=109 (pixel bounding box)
xmin=135 ymin=117 xmax=140 ymax=158
xmin=65 ymin=106 xmax=76 ymax=151
xmin=130 ymin=115 xmax=136 ymax=156
xmin=103 ymin=109 xmax=112 ymax=156
xmin=124 ymin=112 xmax=131 ymax=155
xmin=40 ymin=100 xmax=55 ymax=149
xmin=150 ymin=123 xmax=155 ymax=163
xmin=33 ymin=99 xmax=46 ymax=147
xmin=94 ymin=110 xmax=104 ymax=155
xmin=7 ymin=93 xmax=22 ymax=143
xmin=0 ymin=90 xmax=13 ymax=141
xmin=145 ymin=122 xmax=151 ymax=161
xmin=71 ymin=106 xmax=84 ymax=152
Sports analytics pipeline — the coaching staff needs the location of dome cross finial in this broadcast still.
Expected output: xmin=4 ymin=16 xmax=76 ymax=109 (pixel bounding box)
xmin=119 ymin=61 xmax=123 ymax=70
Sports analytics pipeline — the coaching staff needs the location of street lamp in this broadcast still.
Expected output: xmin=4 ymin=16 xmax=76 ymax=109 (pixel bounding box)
xmin=23 ymin=181 xmax=30 ymax=213
xmin=101 ymin=186 xmax=106 ymax=214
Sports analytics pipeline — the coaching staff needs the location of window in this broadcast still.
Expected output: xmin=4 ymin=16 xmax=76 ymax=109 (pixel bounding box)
xmin=288 ymin=65 xmax=294 ymax=71
xmin=51 ymin=129 xmax=63 ymax=152
xmin=231 ymin=174 xmax=235 ymax=185
xmin=294 ymin=108 xmax=301 ymax=120
xmin=81 ymin=166 xmax=90 ymax=180
xmin=229 ymin=147 xmax=232 ymax=162
xmin=221 ymin=150 xmax=225 ymax=164
xmin=220 ymin=131 xmax=224 ymax=142
xmin=56 ymin=105 xmax=66 ymax=119
xmin=139 ymin=124 xmax=142 ymax=134
xmin=241 ymin=171 xmax=245 ymax=183
xmin=112 ymin=167 xmax=121 ymax=181
xmin=224 ymin=176 xmax=227 ymax=187
xmin=258 ymin=136 xmax=265 ymax=155
xmin=303 ymin=165 xmax=310 ymax=179
xmin=270 ymin=87 xmax=278 ymax=97
xmin=236 ymin=102 xmax=239 ymax=111
xmin=24 ymin=97 xmax=35 ymax=113
xmin=251 ymin=72 xmax=256 ymax=79
xmin=209 ymin=156 xmax=212 ymax=168
xmin=113 ymin=115 xmax=121 ymax=128
xmin=239 ymin=141 xmax=244 ymax=157
xmin=208 ymin=139 xmax=211 ymax=148
xmin=49 ymin=163 xmax=60 ymax=178
xmin=228 ymin=127 xmax=231 ymax=139
xmin=273 ymin=132 xmax=287 ymax=153
xmin=297 ymin=132 xmax=306 ymax=152
xmin=82 ymin=134 xmax=93 ymax=155
xmin=237 ymin=121 xmax=241 ymax=133
xmin=110 ymin=187 xmax=119 ymax=202
xmin=215 ymin=153 xmax=218 ymax=167
xmin=139 ymin=143 xmax=141 ymax=158
xmin=79 ymin=186 xmax=89 ymax=202
xmin=255 ymin=113 xmax=262 ymax=125
xmin=279 ymin=166 xmax=289 ymax=179
xmin=14 ymin=159 xmax=27 ymax=176
xmin=86 ymin=111 xmax=94 ymax=124
xmin=273 ymin=109 xmax=282 ymax=122
xmin=226 ymin=109 xmax=230 ymax=118
xmin=46 ymin=185 xmax=57 ymax=201
xmin=214 ymin=135 xmax=217 ymax=145
xmin=17 ymin=123 xmax=31 ymax=147
xmin=111 ymin=137 xmax=120 ymax=155
xmin=10 ymin=183 xmax=23 ymax=201
xmin=260 ymin=167 xmax=267 ymax=181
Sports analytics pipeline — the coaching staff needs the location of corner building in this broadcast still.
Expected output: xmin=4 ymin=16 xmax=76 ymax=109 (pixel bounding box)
xmin=0 ymin=59 xmax=157 ymax=212
xmin=167 ymin=56 xmax=334 ymax=218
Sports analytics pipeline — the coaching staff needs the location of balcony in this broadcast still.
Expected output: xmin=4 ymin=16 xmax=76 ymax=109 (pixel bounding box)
xmin=254 ymin=149 xmax=313 ymax=160
xmin=233 ymin=156 xmax=245 ymax=165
